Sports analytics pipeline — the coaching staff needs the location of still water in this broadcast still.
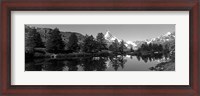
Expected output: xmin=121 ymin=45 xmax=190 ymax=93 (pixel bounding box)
xmin=25 ymin=54 xmax=169 ymax=71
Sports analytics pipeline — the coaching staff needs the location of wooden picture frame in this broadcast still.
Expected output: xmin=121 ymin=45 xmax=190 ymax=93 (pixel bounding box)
xmin=0 ymin=0 xmax=199 ymax=95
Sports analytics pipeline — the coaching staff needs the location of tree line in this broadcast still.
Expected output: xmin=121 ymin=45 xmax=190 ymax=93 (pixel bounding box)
xmin=25 ymin=27 xmax=171 ymax=56
xmin=25 ymin=27 xmax=127 ymax=55
xmin=137 ymin=43 xmax=167 ymax=53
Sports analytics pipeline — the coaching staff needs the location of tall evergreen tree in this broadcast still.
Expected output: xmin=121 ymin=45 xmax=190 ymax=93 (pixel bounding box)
xmin=68 ymin=33 xmax=79 ymax=52
xmin=82 ymin=35 xmax=97 ymax=53
xmin=25 ymin=27 xmax=37 ymax=49
xmin=164 ymin=44 xmax=170 ymax=53
xmin=158 ymin=44 xmax=163 ymax=51
xmin=148 ymin=43 xmax=153 ymax=51
xmin=109 ymin=45 xmax=114 ymax=52
xmin=152 ymin=44 xmax=159 ymax=51
xmin=25 ymin=27 xmax=44 ymax=52
xmin=130 ymin=46 xmax=134 ymax=52
xmin=111 ymin=39 xmax=120 ymax=53
xmin=119 ymin=40 xmax=126 ymax=53
xmin=96 ymin=33 xmax=107 ymax=51
xmin=46 ymin=28 xmax=65 ymax=53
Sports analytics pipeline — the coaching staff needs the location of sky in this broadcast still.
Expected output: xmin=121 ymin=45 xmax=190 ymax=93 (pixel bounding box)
xmin=27 ymin=24 xmax=175 ymax=41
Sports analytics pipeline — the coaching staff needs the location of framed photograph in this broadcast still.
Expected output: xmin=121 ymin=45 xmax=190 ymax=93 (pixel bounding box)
xmin=1 ymin=0 xmax=199 ymax=95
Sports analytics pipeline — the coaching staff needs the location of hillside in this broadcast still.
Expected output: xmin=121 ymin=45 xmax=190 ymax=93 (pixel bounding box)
xmin=36 ymin=27 xmax=85 ymax=44
xmin=25 ymin=26 xmax=85 ymax=49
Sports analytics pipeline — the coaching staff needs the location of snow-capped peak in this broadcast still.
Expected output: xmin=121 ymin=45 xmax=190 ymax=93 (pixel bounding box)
xmin=104 ymin=30 xmax=118 ymax=41
xmin=146 ymin=39 xmax=152 ymax=44
xmin=164 ymin=32 xmax=172 ymax=36
xmin=126 ymin=41 xmax=137 ymax=46
xmin=104 ymin=30 xmax=136 ymax=49
xmin=104 ymin=30 xmax=111 ymax=38
xmin=104 ymin=31 xmax=174 ymax=50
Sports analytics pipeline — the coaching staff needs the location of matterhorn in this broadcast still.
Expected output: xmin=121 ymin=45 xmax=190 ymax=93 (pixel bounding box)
xmin=104 ymin=30 xmax=119 ymax=42
xmin=104 ymin=30 xmax=137 ymax=49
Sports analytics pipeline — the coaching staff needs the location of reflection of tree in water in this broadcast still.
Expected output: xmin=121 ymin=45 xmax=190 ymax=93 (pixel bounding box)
xmin=148 ymin=56 xmax=152 ymax=62
xmin=130 ymin=55 xmax=133 ymax=59
xmin=96 ymin=57 xmax=108 ymax=71
xmin=80 ymin=57 xmax=108 ymax=71
xmin=164 ymin=53 xmax=170 ymax=60
xmin=25 ymin=53 xmax=169 ymax=71
xmin=136 ymin=55 xmax=141 ymax=61
xmin=25 ymin=59 xmax=46 ymax=71
xmin=42 ymin=60 xmax=65 ymax=71
xmin=109 ymin=55 xmax=127 ymax=71
xmin=25 ymin=61 xmax=42 ymax=71
xmin=135 ymin=54 xmax=166 ymax=63
xmin=25 ymin=57 xmax=109 ymax=71
xmin=63 ymin=60 xmax=79 ymax=71
xmin=141 ymin=56 xmax=148 ymax=63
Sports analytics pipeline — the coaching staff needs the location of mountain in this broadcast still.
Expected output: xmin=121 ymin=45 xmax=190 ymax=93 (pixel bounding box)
xmin=145 ymin=32 xmax=175 ymax=45
xmin=128 ymin=41 xmax=146 ymax=49
xmin=104 ymin=30 xmax=175 ymax=50
xmin=25 ymin=26 xmax=85 ymax=49
xmin=36 ymin=28 xmax=85 ymax=45
xmin=104 ymin=30 xmax=120 ymax=42
xmin=104 ymin=31 xmax=139 ymax=49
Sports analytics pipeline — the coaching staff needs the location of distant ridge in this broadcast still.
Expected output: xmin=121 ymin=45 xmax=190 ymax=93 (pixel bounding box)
xmin=103 ymin=30 xmax=175 ymax=49
xmin=25 ymin=26 xmax=85 ymax=50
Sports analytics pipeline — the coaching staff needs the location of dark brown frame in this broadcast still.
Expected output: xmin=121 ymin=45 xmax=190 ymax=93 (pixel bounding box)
xmin=0 ymin=0 xmax=199 ymax=96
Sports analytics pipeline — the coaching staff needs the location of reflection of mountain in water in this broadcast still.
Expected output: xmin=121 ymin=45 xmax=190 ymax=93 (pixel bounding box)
xmin=25 ymin=53 xmax=169 ymax=71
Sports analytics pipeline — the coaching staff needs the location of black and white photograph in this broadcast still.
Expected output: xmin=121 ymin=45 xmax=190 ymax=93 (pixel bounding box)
xmin=25 ymin=24 xmax=175 ymax=71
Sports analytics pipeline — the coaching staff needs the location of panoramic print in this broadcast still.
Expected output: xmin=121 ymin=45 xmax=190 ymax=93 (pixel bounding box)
xmin=25 ymin=24 xmax=175 ymax=71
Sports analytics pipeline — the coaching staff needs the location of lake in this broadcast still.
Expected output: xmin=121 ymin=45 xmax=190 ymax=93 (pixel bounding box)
xmin=25 ymin=54 xmax=170 ymax=71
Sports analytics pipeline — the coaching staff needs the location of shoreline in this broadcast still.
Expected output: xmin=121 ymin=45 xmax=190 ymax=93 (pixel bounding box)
xmin=149 ymin=61 xmax=175 ymax=71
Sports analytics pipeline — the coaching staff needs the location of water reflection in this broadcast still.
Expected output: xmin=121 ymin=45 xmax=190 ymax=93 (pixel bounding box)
xmin=25 ymin=53 xmax=169 ymax=71
xmin=109 ymin=55 xmax=127 ymax=71
xmin=136 ymin=54 xmax=164 ymax=63
xmin=64 ymin=60 xmax=79 ymax=71
xmin=42 ymin=60 xmax=65 ymax=71
xmin=80 ymin=57 xmax=108 ymax=71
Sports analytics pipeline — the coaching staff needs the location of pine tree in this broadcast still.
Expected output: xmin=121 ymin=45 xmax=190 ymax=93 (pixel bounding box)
xmin=130 ymin=46 xmax=134 ymax=52
xmin=25 ymin=27 xmax=44 ymax=53
xmin=158 ymin=44 xmax=163 ymax=51
xmin=96 ymin=33 xmax=107 ymax=51
xmin=109 ymin=45 xmax=114 ymax=51
xmin=25 ymin=27 xmax=37 ymax=49
xmin=164 ymin=44 xmax=170 ymax=53
xmin=148 ymin=43 xmax=152 ymax=52
xmin=111 ymin=39 xmax=120 ymax=53
xmin=68 ymin=33 xmax=79 ymax=52
xmin=46 ymin=28 xmax=65 ymax=53
xmin=119 ymin=40 xmax=126 ymax=53
xmin=82 ymin=35 xmax=97 ymax=53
